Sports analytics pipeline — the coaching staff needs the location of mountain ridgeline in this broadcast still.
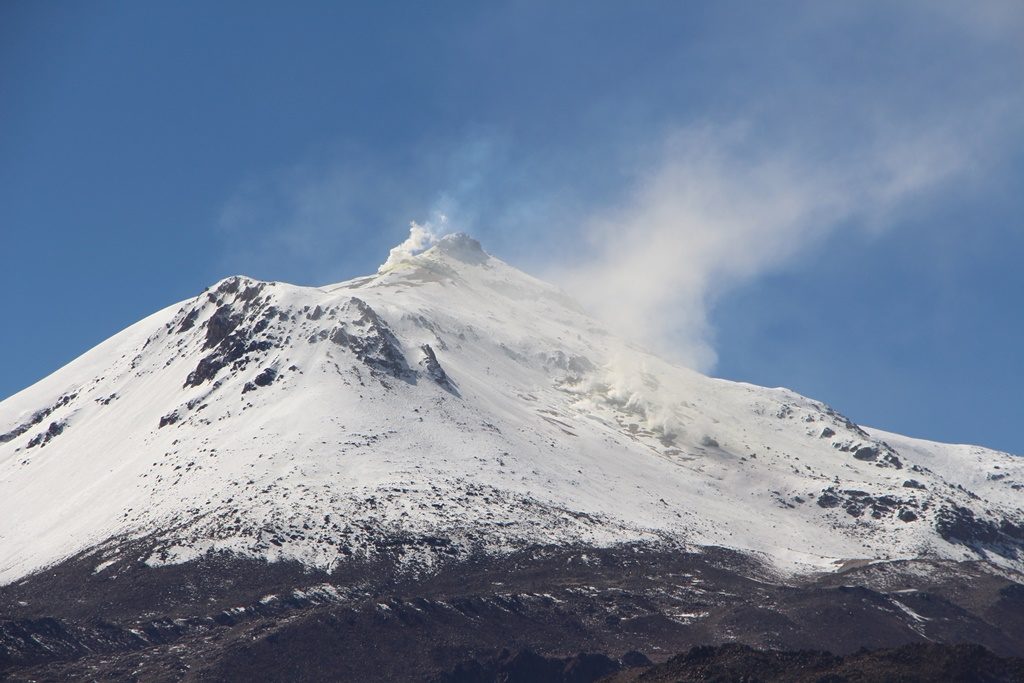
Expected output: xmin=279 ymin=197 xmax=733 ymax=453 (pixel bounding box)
xmin=1 ymin=234 xmax=1022 ymax=680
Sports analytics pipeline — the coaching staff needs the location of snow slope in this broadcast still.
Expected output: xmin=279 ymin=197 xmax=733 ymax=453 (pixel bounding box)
xmin=1 ymin=234 xmax=1022 ymax=584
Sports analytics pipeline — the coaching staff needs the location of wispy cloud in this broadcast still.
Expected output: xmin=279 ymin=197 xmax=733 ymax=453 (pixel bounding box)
xmin=546 ymin=2 xmax=1023 ymax=370
xmin=555 ymin=121 xmax=975 ymax=370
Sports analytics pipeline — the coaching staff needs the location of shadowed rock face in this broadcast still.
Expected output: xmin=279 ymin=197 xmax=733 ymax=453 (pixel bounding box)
xmin=184 ymin=280 xmax=275 ymax=388
xmin=936 ymin=504 xmax=1024 ymax=559
xmin=173 ymin=277 xmax=423 ymax=427
xmin=420 ymin=343 xmax=458 ymax=394
xmin=327 ymin=297 xmax=414 ymax=381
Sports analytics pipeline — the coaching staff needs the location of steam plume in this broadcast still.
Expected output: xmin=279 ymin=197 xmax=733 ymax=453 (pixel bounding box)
xmin=559 ymin=124 xmax=969 ymax=370
xmin=378 ymin=215 xmax=450 ymax=272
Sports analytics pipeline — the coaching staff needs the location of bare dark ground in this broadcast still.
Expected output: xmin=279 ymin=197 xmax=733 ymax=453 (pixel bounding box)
xmin=2 ymin=542 xmax=1022 ymax=681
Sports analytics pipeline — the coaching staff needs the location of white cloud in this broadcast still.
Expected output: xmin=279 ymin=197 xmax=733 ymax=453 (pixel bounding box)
xmin=557 ymin=122 xmax=973 ymax=370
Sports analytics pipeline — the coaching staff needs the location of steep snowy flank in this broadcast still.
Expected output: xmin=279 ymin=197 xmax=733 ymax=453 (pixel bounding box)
xmin=1 ymin=234 xmax=1022 ymax=584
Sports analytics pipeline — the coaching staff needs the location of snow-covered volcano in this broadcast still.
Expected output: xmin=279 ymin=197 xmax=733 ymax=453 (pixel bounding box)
xmin=1 ymin=233 xmax=1022 ymax=584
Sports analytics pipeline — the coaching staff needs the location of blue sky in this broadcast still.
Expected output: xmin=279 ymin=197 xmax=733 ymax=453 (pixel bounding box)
xmin=2 ymin=1 xmax=1022 ymax=453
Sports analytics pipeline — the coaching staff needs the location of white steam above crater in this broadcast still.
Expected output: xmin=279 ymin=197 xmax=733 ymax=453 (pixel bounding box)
xmin=378 ymin=216 xmax=452 ymax=273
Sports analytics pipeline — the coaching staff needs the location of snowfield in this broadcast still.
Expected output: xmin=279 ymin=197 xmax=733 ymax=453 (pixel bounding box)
xmin=1 ymin=234 xmax=1022 ymax=584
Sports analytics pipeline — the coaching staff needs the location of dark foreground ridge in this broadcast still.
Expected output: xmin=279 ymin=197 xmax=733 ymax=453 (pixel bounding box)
xmin=434 ymin=643 xmax=1024 ymax=683
xmin=622 ymin=642 xmax=1024 ymax=682
xmin=2 ymin=542 xmax=1023 ymax=681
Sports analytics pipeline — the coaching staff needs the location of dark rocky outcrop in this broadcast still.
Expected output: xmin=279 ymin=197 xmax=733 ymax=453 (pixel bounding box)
xmin=26 ymin=420 xmax=66 ymax=448
xmin=242 ymin=367 xmax=278 ymax=394
xmin=420 ymin=344 xmax=457 ymax=393
xmin=614 ymin=642 xmax=1024 ymax=683
xmin=1 ymin=393 xmax=77 ymax=444
xmin=899 ymin=508 xmax=919 ymax=522
xmin=816 ymin=486 xmax=919 ymax=520
xmin=833 ymin=440 xmax=904 ymax=469
xmin=183 ymin=283 xmax=277 ymax=388
xmin=852 ymin=445 xmax=879 ymax=461
xmin=176 ymin=308 xmax=200 ymax=334
xmin=935 ymin=505 xmax=1024 ymax=559
xmin=203 ymin=305 xmax=243 ymax=350
xmin=325 ymin=298 xmax=413 ymax=382
xmin=158 ymin=411 xmax=180 ymax=428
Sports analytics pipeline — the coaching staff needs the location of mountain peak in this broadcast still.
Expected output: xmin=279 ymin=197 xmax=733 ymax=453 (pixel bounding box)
xmin=378 ymin=223 xmax=491 ymax=274
xmin=429 ymin=232 xmax=488 ymax=265
xmin=2 ymin=233 xmax=1023 ymax=589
